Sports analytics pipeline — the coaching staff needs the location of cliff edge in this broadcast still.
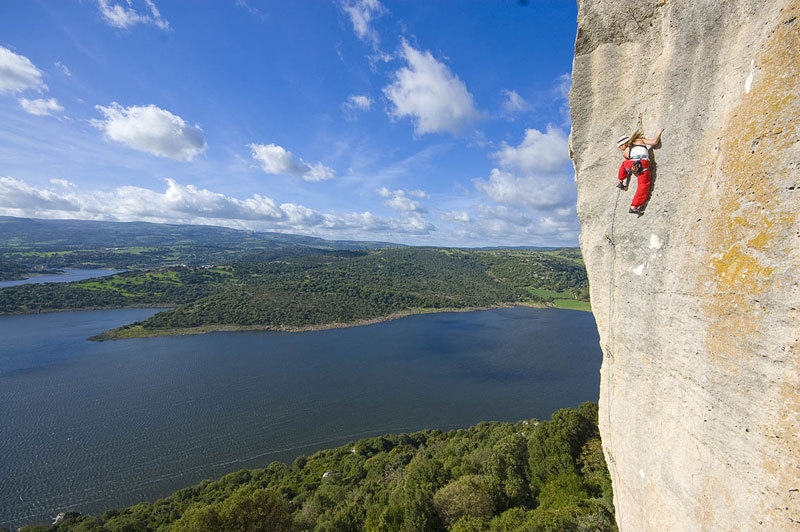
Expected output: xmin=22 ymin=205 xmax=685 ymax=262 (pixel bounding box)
xmin=569 ymin=1 xmax=799 ymax=530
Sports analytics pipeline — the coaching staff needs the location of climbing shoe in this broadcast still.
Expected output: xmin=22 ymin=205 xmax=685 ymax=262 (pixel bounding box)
xmin=629 ymin=206 xmax=644 ymax=217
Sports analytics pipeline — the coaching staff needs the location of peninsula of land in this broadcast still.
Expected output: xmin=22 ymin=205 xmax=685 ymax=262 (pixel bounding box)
xmin=0 ymin=217 xmax=590 ymax=339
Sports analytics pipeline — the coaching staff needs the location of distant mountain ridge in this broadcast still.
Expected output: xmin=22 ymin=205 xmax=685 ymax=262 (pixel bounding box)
xmin=0 ymin=215 xmax=400 ymax=252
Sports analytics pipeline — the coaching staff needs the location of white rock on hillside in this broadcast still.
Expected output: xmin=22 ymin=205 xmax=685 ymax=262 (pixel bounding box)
xmin=570 ymin=0 xmax=799 ymax=530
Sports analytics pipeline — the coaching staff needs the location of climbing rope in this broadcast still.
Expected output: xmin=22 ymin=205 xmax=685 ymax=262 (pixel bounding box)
xmin=604 ymin=178 xmax=623 ymax=527
xmin=606 ymin=186 xmax=621 ymax=356
xmin=602 ymin=113 xmax=645 ymax=528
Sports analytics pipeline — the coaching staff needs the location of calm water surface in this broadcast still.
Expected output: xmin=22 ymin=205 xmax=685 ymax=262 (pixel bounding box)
xmin=0 ymin=307 xmax=601 ymax=528
xmin=0 ymin=269 xmax=123 ymax=288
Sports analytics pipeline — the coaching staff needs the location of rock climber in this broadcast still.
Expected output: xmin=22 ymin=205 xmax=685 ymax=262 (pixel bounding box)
xmin=616 ymin=127 xmax=664 ymax=215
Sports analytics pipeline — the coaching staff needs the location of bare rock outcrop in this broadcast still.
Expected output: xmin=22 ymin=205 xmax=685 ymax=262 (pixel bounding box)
xmin=570 ymin=0 xmax=799 ymax=530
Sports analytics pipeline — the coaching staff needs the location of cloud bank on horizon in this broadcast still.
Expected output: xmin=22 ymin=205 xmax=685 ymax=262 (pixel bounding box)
xmin=0 ymin=0 xmax=578 ymax=247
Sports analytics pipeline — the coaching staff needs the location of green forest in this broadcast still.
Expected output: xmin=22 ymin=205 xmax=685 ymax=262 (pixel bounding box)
xmin=13 ymin=403 xmax=615 ymax=532
xmin=1 ymin=246 xmax=590 ymax=339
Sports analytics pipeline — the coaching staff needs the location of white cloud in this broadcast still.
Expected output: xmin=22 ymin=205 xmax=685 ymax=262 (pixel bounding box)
xmin=0 ymin=176 xmax=79 ymax=213
xmin=475 ymin=168 xmax=571 ymax=210
xmin=472 ymin=203 xmax=578 ymax=243
xmin=235 ymin=0 xmax=264 ymax=18
xmin=493 ymin=126 xmax=571 ymax=175
xmin=19 ymin=97 xmax=64 ymax=117
xmin=55 ymin=61 xmax=72 ymax=77
xmin=555 ymin=73 xmax=571 ymax=124
xmin=378 ymin=187 xmax=425 ymax=213
xmin=98 ymin=0 xmax=170 ymax=30
xmin=556 ymin=73 xmax=571 ymax=100
xmin=50 ymin=178 xmax=76 ymax=188
xmin=384 ymin=40 xmax=482 ymax=135
xmin=441 ymin=210 xmax=470 ymax=223
xmin=0 ymin=176 xmax=432 ymax=237
xmin=340 ymin=0 xmax=387 ymax=47
xmin=470 ymin=126 xmax=578 ymax=243
xmin=502 ymin=89 xmax=532 ymax=115
xmin=91 ymin=103 xmax=207 ymax=161
xmin=343 ymin=95 xmax=372 ymax=120
xmin=0 ymin=46 xmax=46 ymax=94
xmin=249 ymin=143 xmax=334 ymax=181
xmin=345 ymin=94 xmax=372 ymax=111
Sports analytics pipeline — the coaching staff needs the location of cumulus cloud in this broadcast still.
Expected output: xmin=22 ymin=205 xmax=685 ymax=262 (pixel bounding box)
xmin=98 ymin=0 xmax=170 ymax=30
xmin=378 ymin=187 xmax=426 ymax=213
xmin=0 ymin=46 xmax=46 ymax=94
xmin=340 ymin=0 xmax=387 ymax=47
xmin=475 ymin=167 xmax=571 ymax=212
xmin=473 ymin=203 xmax=578 ymax=242
xmin=383 ymin=40 xmax=482 ymax=135
xmin=470 ymin=126 xmax=578 ymax=244
xmin=0 ymin=176 xmax=432 ymax=237
xmin=19 ymin=97 xmax=63 ymax=117
xmin=91 ymin=103 xmax=207 ymax=161
xmin=376 ymin=187 xmax=433 ymax=234
xmin=249 ymin=143 xmax=334 ymax=182
xmin=493 ymin=127 xmax=571 ymax=175
xmin=0 ymin=176 xmax=80 ymax=213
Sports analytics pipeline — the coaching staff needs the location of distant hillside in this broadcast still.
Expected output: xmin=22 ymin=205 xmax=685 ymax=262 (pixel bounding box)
xmin=0 ymin=247 xmax=590 ymax=338
xmin=0 ymin=216 xmax=399 ymax=280
xmin=0 ymin=216 xmax=589 ymax=338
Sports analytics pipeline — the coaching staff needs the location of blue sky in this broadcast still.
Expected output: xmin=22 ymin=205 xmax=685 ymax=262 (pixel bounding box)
xmin=0 ymin=1 xmax=578 ymax=247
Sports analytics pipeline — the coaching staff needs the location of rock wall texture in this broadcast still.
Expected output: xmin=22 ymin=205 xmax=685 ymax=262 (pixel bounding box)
xmin=569 ymin=0 xmax=799 ymax=530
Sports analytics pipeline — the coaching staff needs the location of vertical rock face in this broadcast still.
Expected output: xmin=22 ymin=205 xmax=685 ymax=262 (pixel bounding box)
xmin=570 ymin=1 xmax=799 ymax=530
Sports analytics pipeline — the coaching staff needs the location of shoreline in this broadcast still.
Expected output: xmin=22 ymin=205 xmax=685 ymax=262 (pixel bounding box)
xmin=89 ymin=300 xmax=592 ymax=341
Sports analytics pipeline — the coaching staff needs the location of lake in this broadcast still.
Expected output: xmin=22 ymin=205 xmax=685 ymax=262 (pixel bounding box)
xmin=0 ymin=269 xmax=123 ymax=289
xmin=0 ymin=306 xmax=601 ymax=529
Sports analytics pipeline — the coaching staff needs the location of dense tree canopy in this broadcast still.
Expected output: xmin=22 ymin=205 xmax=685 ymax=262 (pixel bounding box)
xmin=19 ymin=403 xmax=614 ymax=532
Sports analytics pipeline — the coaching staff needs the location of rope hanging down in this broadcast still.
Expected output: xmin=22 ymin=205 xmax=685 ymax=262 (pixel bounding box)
xmin=601 ymin=112 xmax=645 ymax=529
xmin=602 ymin=152 xmax=625 ymax=527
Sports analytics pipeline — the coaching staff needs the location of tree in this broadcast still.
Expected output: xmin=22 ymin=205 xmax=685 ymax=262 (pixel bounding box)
xmin=433 ymin=475 xmax=494 ymax=528
xmin=169 ymin=487 xmax=291 ymax=532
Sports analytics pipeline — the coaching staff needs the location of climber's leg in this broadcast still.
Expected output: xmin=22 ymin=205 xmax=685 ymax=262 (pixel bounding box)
xmin=630 ymin=159 xmax=651 ymax=208
xmin=617 ymin=160 xmax=633 ymax=182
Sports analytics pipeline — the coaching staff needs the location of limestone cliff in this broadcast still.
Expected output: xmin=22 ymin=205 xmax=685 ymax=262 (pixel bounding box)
xmin=569 ymin=0 xmax=799 ymax=530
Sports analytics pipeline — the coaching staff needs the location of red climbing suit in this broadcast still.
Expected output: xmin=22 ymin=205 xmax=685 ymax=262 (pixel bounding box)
xmin=617 ymin=158 xmax=651 ymax=209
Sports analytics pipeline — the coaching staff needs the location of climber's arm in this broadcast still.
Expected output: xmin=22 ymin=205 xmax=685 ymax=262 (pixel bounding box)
xmin=642 ymin=128 xmax=665 ymax=148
